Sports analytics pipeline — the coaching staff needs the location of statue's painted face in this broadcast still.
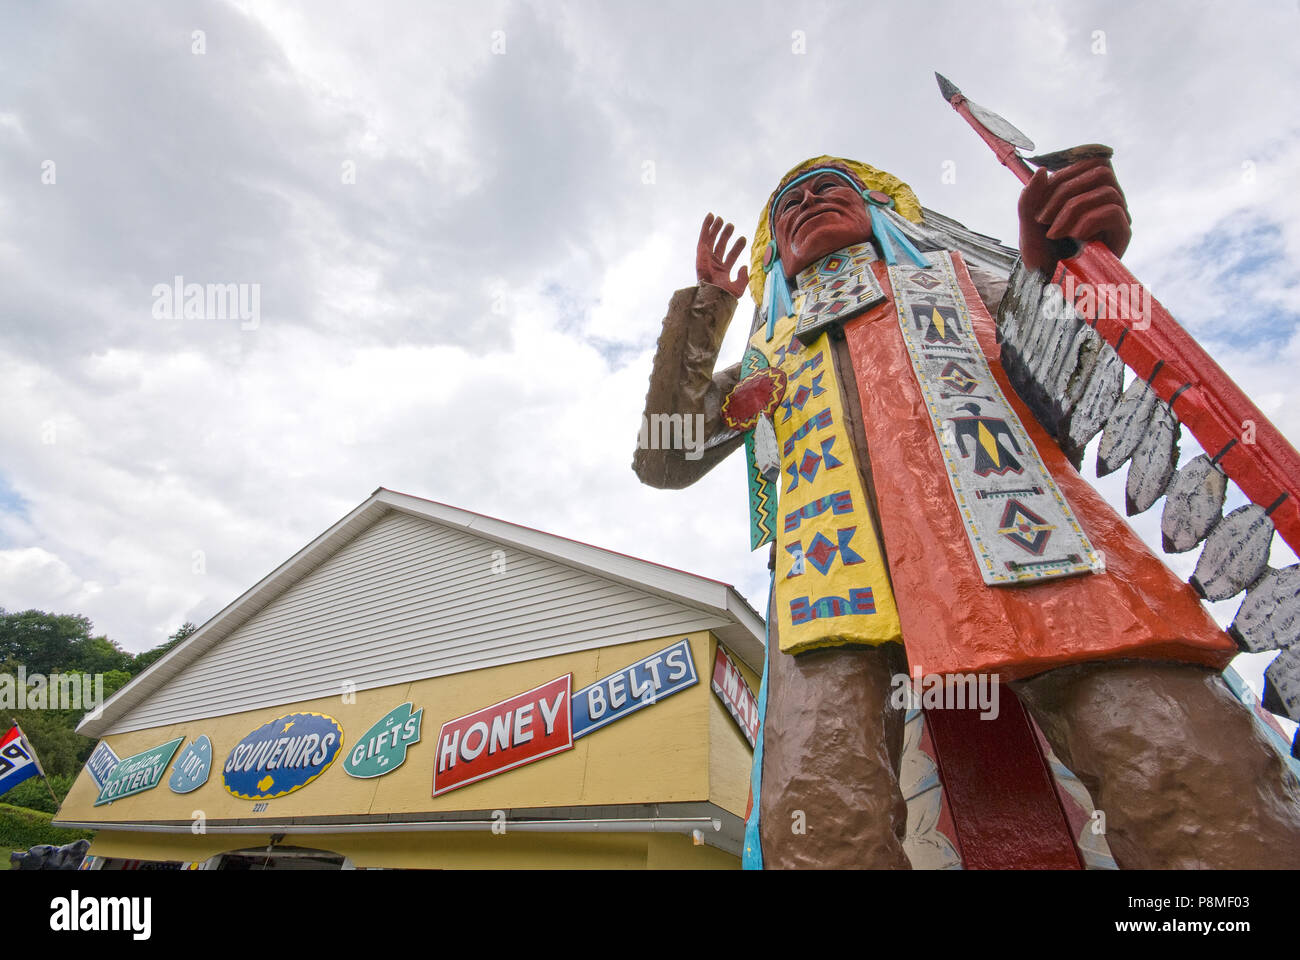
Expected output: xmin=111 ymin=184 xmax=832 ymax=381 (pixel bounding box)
xmin=772 ymin=171 xmax=874 ymax=278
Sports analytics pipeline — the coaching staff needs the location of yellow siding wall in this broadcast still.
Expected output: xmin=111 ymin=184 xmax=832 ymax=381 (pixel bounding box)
xmin=88 ymin=829 xmax=741 ymax=870
xmin=644 ymin=832 xmax=739 ymax=870
xmin=60 ymin=631 xmax=725 ymax=827
xmin=87 ymin=831 xmax=249 ymax=864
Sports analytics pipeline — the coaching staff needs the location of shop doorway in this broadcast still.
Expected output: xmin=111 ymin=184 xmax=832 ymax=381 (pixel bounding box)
xmin=216 ymin=846 xmax=347 ymax=870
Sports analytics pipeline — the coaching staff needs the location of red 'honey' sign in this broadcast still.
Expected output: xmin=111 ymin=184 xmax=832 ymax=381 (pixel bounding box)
xmin=433 ymin=674 xmax=573 ymax=796
xmin=711 ymin=646 xmax=759 ymax=747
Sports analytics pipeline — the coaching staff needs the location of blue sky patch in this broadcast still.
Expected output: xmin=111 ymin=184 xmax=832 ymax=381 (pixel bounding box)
xmin=1169 ymin=216 xmax=1300 ymax=350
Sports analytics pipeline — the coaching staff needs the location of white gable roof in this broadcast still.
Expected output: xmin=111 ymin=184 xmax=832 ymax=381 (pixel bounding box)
xmin=79 ymin=488 xmax=766 ymax=738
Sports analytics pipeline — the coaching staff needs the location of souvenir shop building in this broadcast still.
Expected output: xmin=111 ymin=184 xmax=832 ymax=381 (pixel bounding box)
xmin=54 ymin=489 xmax=766 ymax=870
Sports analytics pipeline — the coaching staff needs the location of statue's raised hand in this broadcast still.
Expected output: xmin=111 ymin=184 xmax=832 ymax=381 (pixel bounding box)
xmin=696 ymin=213 xmax=750 ymax=298
xmin=1018 ymin=157 xmax=1132 ymax=274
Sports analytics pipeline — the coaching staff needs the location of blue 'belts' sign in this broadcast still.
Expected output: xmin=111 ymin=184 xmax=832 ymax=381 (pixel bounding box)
xmin=223 ymin=712 xmax=343 ymax=800
xmin=571 ymin=638 xmax=698 ymax=739
xmin=168 ymin=735 xmax=212 ymax=794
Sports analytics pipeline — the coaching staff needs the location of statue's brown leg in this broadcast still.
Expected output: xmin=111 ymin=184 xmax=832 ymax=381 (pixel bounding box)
xmin=759 ymin=641 xmax=910 ymax=868
xmin=1013 ymin=660 xmax=1300 ymax=869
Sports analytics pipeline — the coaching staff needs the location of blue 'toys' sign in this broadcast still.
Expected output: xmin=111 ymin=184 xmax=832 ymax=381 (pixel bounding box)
xmin=168 ymin=735 xmax=212 ymax=794
xmin=223 ymin=712 xmax=343 ymax=800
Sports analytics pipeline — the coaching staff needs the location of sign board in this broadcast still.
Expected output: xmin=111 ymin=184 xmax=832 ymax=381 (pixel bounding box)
xmin=711 ymin=645 xmax=760 ymax=747
xmin=223 ymin=712 xmax=343 ymax=800
xmin=94 ymin=737 xmax=184 ymax=806
xmin=433 ymin=675 xmax=572 ymax=796
xmin=85 ymin=741 xmax=121 ymax=789
xmin=571 ymin=638 xmax=698 ymax=739
xmin=345 ymin=702 xmax=423 ymax=778
xmin=168 ymin=735 xmax=213 ymax=794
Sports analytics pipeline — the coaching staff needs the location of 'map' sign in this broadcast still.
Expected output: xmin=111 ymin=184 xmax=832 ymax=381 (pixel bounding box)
xmin=433 ymin=675 xmax=572 ymax=796
xmin=571 ymin=638 xmax=697 ymax=739
xmin=710 ymin=645 xmax=759 ymax=747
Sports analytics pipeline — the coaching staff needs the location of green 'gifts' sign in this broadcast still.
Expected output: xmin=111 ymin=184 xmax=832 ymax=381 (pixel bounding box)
xmin=94 ymin=737 xmax=184 ymax=806
xmin=344 ymin=702 xmax=422 ymax=778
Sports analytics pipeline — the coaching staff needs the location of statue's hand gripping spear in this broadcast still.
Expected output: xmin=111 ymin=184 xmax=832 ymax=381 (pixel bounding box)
xmin=937 ymin=72 xmax=1300 ymax=563
xmin=939 ymin=74 xmax=1300 ymax=736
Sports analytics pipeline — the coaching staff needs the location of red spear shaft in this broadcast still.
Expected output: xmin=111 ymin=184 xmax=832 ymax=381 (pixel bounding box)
xmin=940 ymin=83 xmax=1036 ymax=186
xmin=937 ymin=73 xmax=1300 ymax=557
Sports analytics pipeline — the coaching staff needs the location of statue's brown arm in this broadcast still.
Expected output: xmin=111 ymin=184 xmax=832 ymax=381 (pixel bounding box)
xmin=633 ymin=214 xmax=752 ymax=489
xmin=632 ymin=282 xmax=745 ymax=489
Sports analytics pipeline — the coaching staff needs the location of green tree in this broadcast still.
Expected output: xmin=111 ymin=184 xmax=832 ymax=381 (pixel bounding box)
xmin=0 ymin=609 xmax=192 ymax=805
xmin=130 ymin=622 xmax=197 ymax=674
xmin=0 ymin=608 xmax=133 ymax=675
xmin=1 ymin=608 xmax=88 ymax=674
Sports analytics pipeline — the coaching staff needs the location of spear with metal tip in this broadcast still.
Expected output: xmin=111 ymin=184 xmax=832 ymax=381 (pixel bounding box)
xmin=936 ymin=72 xmax=1300 ymax=561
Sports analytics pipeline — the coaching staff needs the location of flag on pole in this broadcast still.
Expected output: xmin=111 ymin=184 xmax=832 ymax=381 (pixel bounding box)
xmin=0 ymin=724 xmax=43 ymax=797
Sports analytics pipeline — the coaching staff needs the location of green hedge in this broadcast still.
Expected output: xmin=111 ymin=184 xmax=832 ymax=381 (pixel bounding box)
xmin=0 ymin=802 xmax=93 ymax=851
xmin=0 ymin=773 xmax=75 ymax=814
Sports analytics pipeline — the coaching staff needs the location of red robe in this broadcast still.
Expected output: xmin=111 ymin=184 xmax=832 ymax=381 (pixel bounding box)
xmin=845 ymin=252 xmax=1235 ymax=680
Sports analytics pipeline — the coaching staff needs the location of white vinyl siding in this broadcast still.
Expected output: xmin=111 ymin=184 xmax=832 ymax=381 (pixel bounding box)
xmin=105 ymin=511 xmax=730 ymax=734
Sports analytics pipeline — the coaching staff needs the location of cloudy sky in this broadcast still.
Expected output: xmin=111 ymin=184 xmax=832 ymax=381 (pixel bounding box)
xmin=2 ymin=0 xmax=1297 ymax=715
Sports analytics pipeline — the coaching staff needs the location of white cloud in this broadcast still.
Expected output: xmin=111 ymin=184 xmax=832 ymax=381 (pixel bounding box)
xmin=1 ymin=0 xmax=1298 ymax=679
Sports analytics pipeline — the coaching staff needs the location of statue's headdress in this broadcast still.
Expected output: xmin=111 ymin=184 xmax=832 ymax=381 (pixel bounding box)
xmin=750 ymin=157 xmax=928 ymax=335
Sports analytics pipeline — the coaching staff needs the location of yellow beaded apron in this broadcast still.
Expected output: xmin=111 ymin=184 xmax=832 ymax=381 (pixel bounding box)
xmin=741 ymin=289 xmax=903 ymax=656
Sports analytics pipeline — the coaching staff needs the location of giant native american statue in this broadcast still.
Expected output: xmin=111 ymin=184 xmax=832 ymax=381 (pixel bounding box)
xmin=634 ymin=76 xmax=1300 ymax=869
